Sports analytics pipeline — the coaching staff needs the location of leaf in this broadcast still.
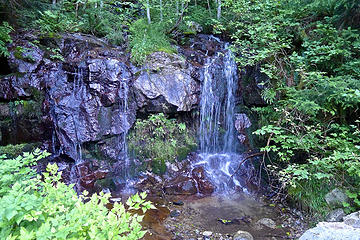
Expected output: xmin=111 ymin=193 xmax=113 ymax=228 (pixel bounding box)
xmin=5 ymin=208 xmax=18 ymax=220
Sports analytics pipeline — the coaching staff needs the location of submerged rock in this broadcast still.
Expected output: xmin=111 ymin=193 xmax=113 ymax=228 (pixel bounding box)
xmin=255 ymin=218 xmax=277 ymax=229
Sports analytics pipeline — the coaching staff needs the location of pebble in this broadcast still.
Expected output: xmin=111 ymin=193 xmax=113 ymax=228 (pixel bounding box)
xmin=173 ymin=200 xmax=184 ymax=206
xmin=202 ymin=231 xmax=213 ymax=237
xmin=170 ymin=210 xmax=181 ymax=217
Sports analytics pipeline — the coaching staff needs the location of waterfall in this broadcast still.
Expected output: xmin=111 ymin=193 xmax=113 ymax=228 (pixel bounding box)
xmin=199 ymin=56 xmax=222 ymax=153
xmin=118 ymin=80 xmax=130 ymax=164
xmin=199 ymin=45 xmax=238 ymax=153
xmin=72 ymin=62 xmax=86 ymax=163
xmin=222 ymin=48 xmax=238 ymax=152
xmin=197 ymin=44 xmax=248 ymax=193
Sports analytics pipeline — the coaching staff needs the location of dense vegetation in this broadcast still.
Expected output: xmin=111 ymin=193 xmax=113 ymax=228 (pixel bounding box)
xmin=0 ymin=149 xmax=154 ymax=239
xmin=1 ymin=0 xmax=360 ymax=219
xmin=128 ymin=113 xmax=197 ymax=174
xmin=224 ymin=0 xmax=360 ymax=217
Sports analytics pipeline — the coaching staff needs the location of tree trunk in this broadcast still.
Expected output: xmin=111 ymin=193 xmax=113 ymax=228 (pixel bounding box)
xmin=146 ymin=0 xmax=151 ymax=24
xmin=176 ymin=0 xmax=179 ymax=16
xmin=217 ymin=0 xmax=221 ymax=20
xmin=207 ymin=0 xmax=212 ymax=16
xmin=160 ymin=0 xmax=163 ymax=22
xmin=52 ymin=0 xmax=56 ymax=6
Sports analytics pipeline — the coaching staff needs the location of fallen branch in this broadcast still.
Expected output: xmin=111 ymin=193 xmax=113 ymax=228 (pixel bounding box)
xmin=229 ymin=151 xmax=264 ymax=180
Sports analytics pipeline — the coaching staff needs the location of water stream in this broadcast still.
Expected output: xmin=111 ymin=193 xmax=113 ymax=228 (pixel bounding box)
xmin=117 ymin=80 xmax=131 ymax=181
xmin=197 ymin=45 xmax=247 ymax=193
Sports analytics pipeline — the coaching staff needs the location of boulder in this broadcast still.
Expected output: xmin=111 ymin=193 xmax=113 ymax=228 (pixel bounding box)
xmin=325 ymin=188 xmax=349 ymax=207
xmin=343 ymin=211 xmax=360 ymax=228
xmin=191 ymin=166 xmax=215 ymax=195
xmin=233 ymin=230 xmax=254 ymax=240
xmin=134 ymin=52 xmax=199 ymax=113
xmin=255 ymin=218 xmax=277 ymax=229
xmin=163 ymin=175 xmax=198 ymax=195
xmin=299 ymin=222 xmax=360 ymax=240
xmin=326 ymin=208 xmax=345 ymax=222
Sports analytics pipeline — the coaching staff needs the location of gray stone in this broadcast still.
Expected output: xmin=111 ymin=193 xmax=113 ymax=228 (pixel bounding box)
xmin=325 ymin=188 xmax=349 ymax=207
xmin=344 ymin=211 xmax=360 ymax=228
xmin=326 ymin=208 xmax=345 ymax=222
xmin=234 ymin=114 xmax=251 ymax=144
xmin=233 ymin=230 xmax=253 ymax=240
xmin=256 ymin=218 xmax=277 ymax=229
xmin=202 ymin=231 xmax=213 ymax=237
xmin=134 ymin=52 xmax=199 ymax=113
xmin=170 ymin=210 xmax=181 ymax=218
xmin=299 ymin=222 xmax=360 ymax=240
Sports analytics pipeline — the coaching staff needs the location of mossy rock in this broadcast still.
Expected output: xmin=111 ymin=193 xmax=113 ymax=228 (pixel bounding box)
xmin=176 ymin=143 xmax=197 ymax=161
xmin=151 ymin=158 xmax=167 ymax=175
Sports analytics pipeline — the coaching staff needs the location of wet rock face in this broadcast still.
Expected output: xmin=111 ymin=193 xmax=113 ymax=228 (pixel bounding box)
xmin=240 ymin=65 xmax=267 ymax=107
xmin=73 ymin=161 xmax=110 ymax=194
xmin=191 ymin=167 xmax=215 ymax=195
xmin=164 ymin=175 xmax=198 ymax=195
xmin=234 ymin=113 xmax=251 ymax=145
xmin=163 ymin=155 xmax=215 ymax=195
xmin=0 ymin=33 xmax=136 ymax=161
xmin=0 ymin=32 xmax=240 ymax=166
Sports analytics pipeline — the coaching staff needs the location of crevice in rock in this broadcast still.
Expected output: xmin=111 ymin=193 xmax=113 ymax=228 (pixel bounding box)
xmin=0 ymin=56 xmax=12 ymax=76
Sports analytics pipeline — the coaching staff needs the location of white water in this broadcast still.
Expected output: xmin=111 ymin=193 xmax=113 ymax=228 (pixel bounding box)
xmin=198 ymin=45 xmax=247 ymax=193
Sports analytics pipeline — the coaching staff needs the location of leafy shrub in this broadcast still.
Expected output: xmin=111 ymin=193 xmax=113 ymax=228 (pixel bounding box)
xmin=224 ymin=0 xmax=360 ymax=215
xmin=0 ymin=21 xmax=12 ymax=57
xmin=34 ymin=9 xmax=79 ymax=34
xmin=0 ymin=143 xmax=41 ymax=159
xmin=129 ymin=19 xmax=176 ymax=65
xmin=0 ymin=150 xmax=154 ymax=239
xmin=128 ymin=113 xmax=197 ymax=174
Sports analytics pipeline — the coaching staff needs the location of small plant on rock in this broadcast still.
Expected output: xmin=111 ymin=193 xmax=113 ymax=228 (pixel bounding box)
xmin=128 ymin=113 xmax=197 ymax=174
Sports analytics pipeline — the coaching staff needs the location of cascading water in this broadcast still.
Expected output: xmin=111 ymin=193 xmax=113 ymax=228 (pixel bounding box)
xmin=199 ymin=45 xmax=238 ymax=153
xmin=71 ymin=62 xmax=86 ymax=163
xmin=196 ymin=44 xmax=249 ymax=193
xmin=118 ymin=80 xmax=131 ymax=176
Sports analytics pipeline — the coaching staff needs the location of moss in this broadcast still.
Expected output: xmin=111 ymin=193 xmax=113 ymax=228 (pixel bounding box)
xmin=128 ymin=113 xmax=197 ymax=174
xmin=151 ymin=158 xmax=167 ymax=175
xmin=177 ymin=143 xmax=197 ymax=161
xmin=0 ymin=143 xmax=41 ymax=158
xmin=13 ymin=46 xmax=35 ymax=63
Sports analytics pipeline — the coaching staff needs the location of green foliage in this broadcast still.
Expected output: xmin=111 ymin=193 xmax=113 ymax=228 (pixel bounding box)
xmin=0 ymin=149 xmax=49 ymax=197
xmin=128 ymin=113 xmax=196 ymax=174
xmin=226 ymin=0 xmax=360 ymax=215
xmin=34 ymin=9 xmax=79 ymax=34
xmin=0 ymin=150 xmax=154 ymax=239
xmin=0 ymin=143 xmax=41 ymax=159
xmin=0 ymin=21 xmax=13 ymax=57
xmin=129 ymin=19 xmax=176 ymax=65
